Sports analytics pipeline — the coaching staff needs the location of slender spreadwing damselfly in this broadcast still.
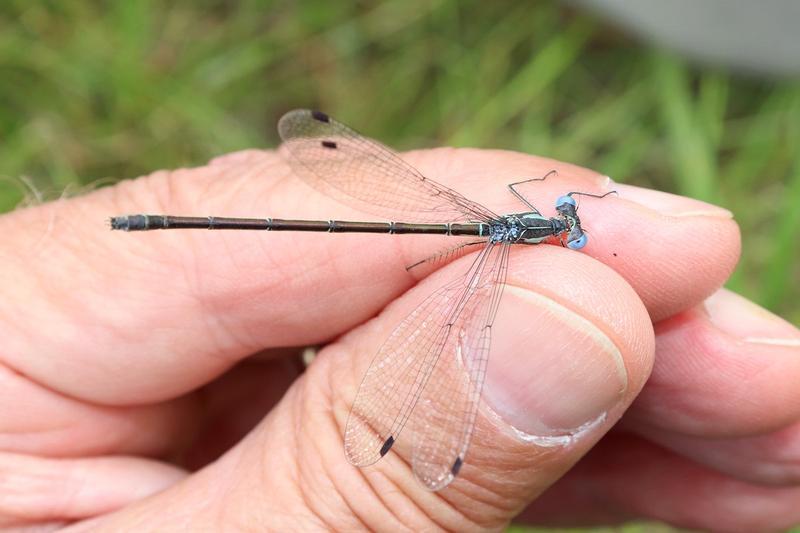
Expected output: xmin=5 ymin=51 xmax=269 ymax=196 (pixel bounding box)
xmin=110 ymin=109 xmax=614 ymax=490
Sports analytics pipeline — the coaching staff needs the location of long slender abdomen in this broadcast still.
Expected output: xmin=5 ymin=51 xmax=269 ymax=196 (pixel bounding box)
xmin=110 ymin=215 xmax=488 ymax=236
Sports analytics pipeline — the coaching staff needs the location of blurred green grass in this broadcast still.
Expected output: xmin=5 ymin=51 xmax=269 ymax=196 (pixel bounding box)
xmin=0 ymin=2 xmax=798 ymax=529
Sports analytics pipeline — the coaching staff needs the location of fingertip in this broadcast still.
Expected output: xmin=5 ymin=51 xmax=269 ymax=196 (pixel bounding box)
xmin=629 ymin=288 xmax=800 ymax=437
xmin=576 ymin=189 xmax=742 ymax=321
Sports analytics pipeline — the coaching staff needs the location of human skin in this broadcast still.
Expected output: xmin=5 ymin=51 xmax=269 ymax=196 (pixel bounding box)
xmin=0 ymin=147 xmax=798 ymax=532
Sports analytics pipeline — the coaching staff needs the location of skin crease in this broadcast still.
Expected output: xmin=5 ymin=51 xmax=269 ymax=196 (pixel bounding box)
xmin=0 ymin=147 xmax=798 ymax=532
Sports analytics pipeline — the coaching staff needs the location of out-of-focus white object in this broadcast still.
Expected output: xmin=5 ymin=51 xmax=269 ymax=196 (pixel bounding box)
xmin=570 ymin=0 xmax=800 ymax=77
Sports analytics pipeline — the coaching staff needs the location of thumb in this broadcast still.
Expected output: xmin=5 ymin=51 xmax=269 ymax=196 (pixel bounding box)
xmin=78 ymin=244 xmax=653 ymax=531
xmin=306 ymin=243 xmax=651 ymax=528
xmin=324 ymin=244 xmax=653 ymax=528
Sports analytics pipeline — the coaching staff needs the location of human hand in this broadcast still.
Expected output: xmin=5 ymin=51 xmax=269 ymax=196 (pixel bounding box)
xmin=1 ymin=147 xmax=797 ymax=532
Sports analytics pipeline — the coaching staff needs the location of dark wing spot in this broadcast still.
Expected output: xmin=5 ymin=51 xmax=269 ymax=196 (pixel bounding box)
xmin=321 ymin=140 xmax=337 ymax=149
xmin=451 ymin=456 xmax=463 ymax=476
xmin=379 ymin=436 xmax=395 ymax=457
xmin=311 ymin=110 xmax=330 ymax=123
xmin=612 ymin=252 xmax=618 ymax=257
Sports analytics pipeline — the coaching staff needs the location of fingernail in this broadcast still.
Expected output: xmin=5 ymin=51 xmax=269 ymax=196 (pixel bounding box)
xmin=484 ymin=286 xmax=628 ymax=436
xmin=610 ymin=182 xmax=733 ymax=218
xmin=705 ymin=289 xmax=800 ymax=348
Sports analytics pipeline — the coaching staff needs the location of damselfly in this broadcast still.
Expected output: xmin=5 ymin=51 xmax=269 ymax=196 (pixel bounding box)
xmin=111 ymin=109 xmax=613 ymax=490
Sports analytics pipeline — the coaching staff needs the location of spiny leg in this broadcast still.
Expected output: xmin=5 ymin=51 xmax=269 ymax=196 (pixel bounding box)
xmin=566 ymin=190 xmax=618 ymax=210
xmin=506 ymin=169 xmax=558 ymax=213
xmin=567 ymin=190 xmax=618 ymax=200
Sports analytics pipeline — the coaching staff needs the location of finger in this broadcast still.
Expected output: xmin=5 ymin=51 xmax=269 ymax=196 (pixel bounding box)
xmin=1 ymin=153 xmax=422 ymax=405
xmin=419 ymin=148 xmax=740 ymax=322
xmin=0 ymin=147 xmax=732 ymax=406
xmin=518 ymin=434 xmax=800 ymax=533
xmin=58 ymin=239 xmax=655 ymax=530
xmin=0 ymin=452 xmax=186 ymax=528
xmin=0 ymin=362 xmax=198 ymax=457
xmin=632 ymin=420 xmax=800 ymax=487
xmin=619 ymin=288 xmax=800 ymax=486
xmin=626 ymin=288 xmax=800 ymax=436
xmin=575 ymin=181 xmax=740 ymax=322
xmin=0 ymin=351 xmax=301 ymax=460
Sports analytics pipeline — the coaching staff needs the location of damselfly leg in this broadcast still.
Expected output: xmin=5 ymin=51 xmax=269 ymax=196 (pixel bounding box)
xmin=506 ymin=169 xmax=559 ymax=213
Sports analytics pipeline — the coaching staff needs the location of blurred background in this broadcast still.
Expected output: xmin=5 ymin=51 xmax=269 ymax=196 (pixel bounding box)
xmin=0 ymin=1 xmax=798 ymax=529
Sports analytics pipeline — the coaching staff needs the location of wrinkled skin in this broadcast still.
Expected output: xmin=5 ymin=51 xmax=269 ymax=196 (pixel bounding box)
xmin=1 ymin=147 xmax=798 ymax=532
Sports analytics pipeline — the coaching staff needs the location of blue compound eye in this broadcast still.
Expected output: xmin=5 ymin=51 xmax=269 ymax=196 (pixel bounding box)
xmin=567 ymin=233 xmax=588 ymax=250
xmin=556 ymin=195 xmax=576 ymax=208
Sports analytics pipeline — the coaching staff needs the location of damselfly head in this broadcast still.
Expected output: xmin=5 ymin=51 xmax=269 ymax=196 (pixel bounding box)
xmin=554 ymin=195 xmax=587 ymax=249
xmin=556 ymin=189 xmax=616 ymax=250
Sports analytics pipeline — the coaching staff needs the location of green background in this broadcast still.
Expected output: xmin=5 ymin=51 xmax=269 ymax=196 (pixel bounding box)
xmin=1 ymin=2 xmax=798 ymax=530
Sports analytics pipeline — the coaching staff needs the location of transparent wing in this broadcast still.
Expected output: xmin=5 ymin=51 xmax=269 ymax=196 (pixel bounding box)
xmin=278 ymin=109 xmax=499 ymax=223
xmin=411 ymin=242 xmax=510 ymax=490
xmin=344 ymin=241 xmax=505 ymax=473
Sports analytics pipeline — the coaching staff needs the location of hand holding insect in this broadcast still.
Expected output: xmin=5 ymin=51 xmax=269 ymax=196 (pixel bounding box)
xmin=1 ymin=137 xmax=797 ymax=531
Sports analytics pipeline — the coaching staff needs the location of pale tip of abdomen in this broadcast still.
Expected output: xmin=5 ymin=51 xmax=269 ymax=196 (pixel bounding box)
xmin=109 ymin=215 xmax=149 ymax=231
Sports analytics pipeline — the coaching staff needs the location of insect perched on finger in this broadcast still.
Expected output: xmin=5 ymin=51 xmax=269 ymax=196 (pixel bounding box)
xmin=110 ymin=110 xmax=615 ymax=490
